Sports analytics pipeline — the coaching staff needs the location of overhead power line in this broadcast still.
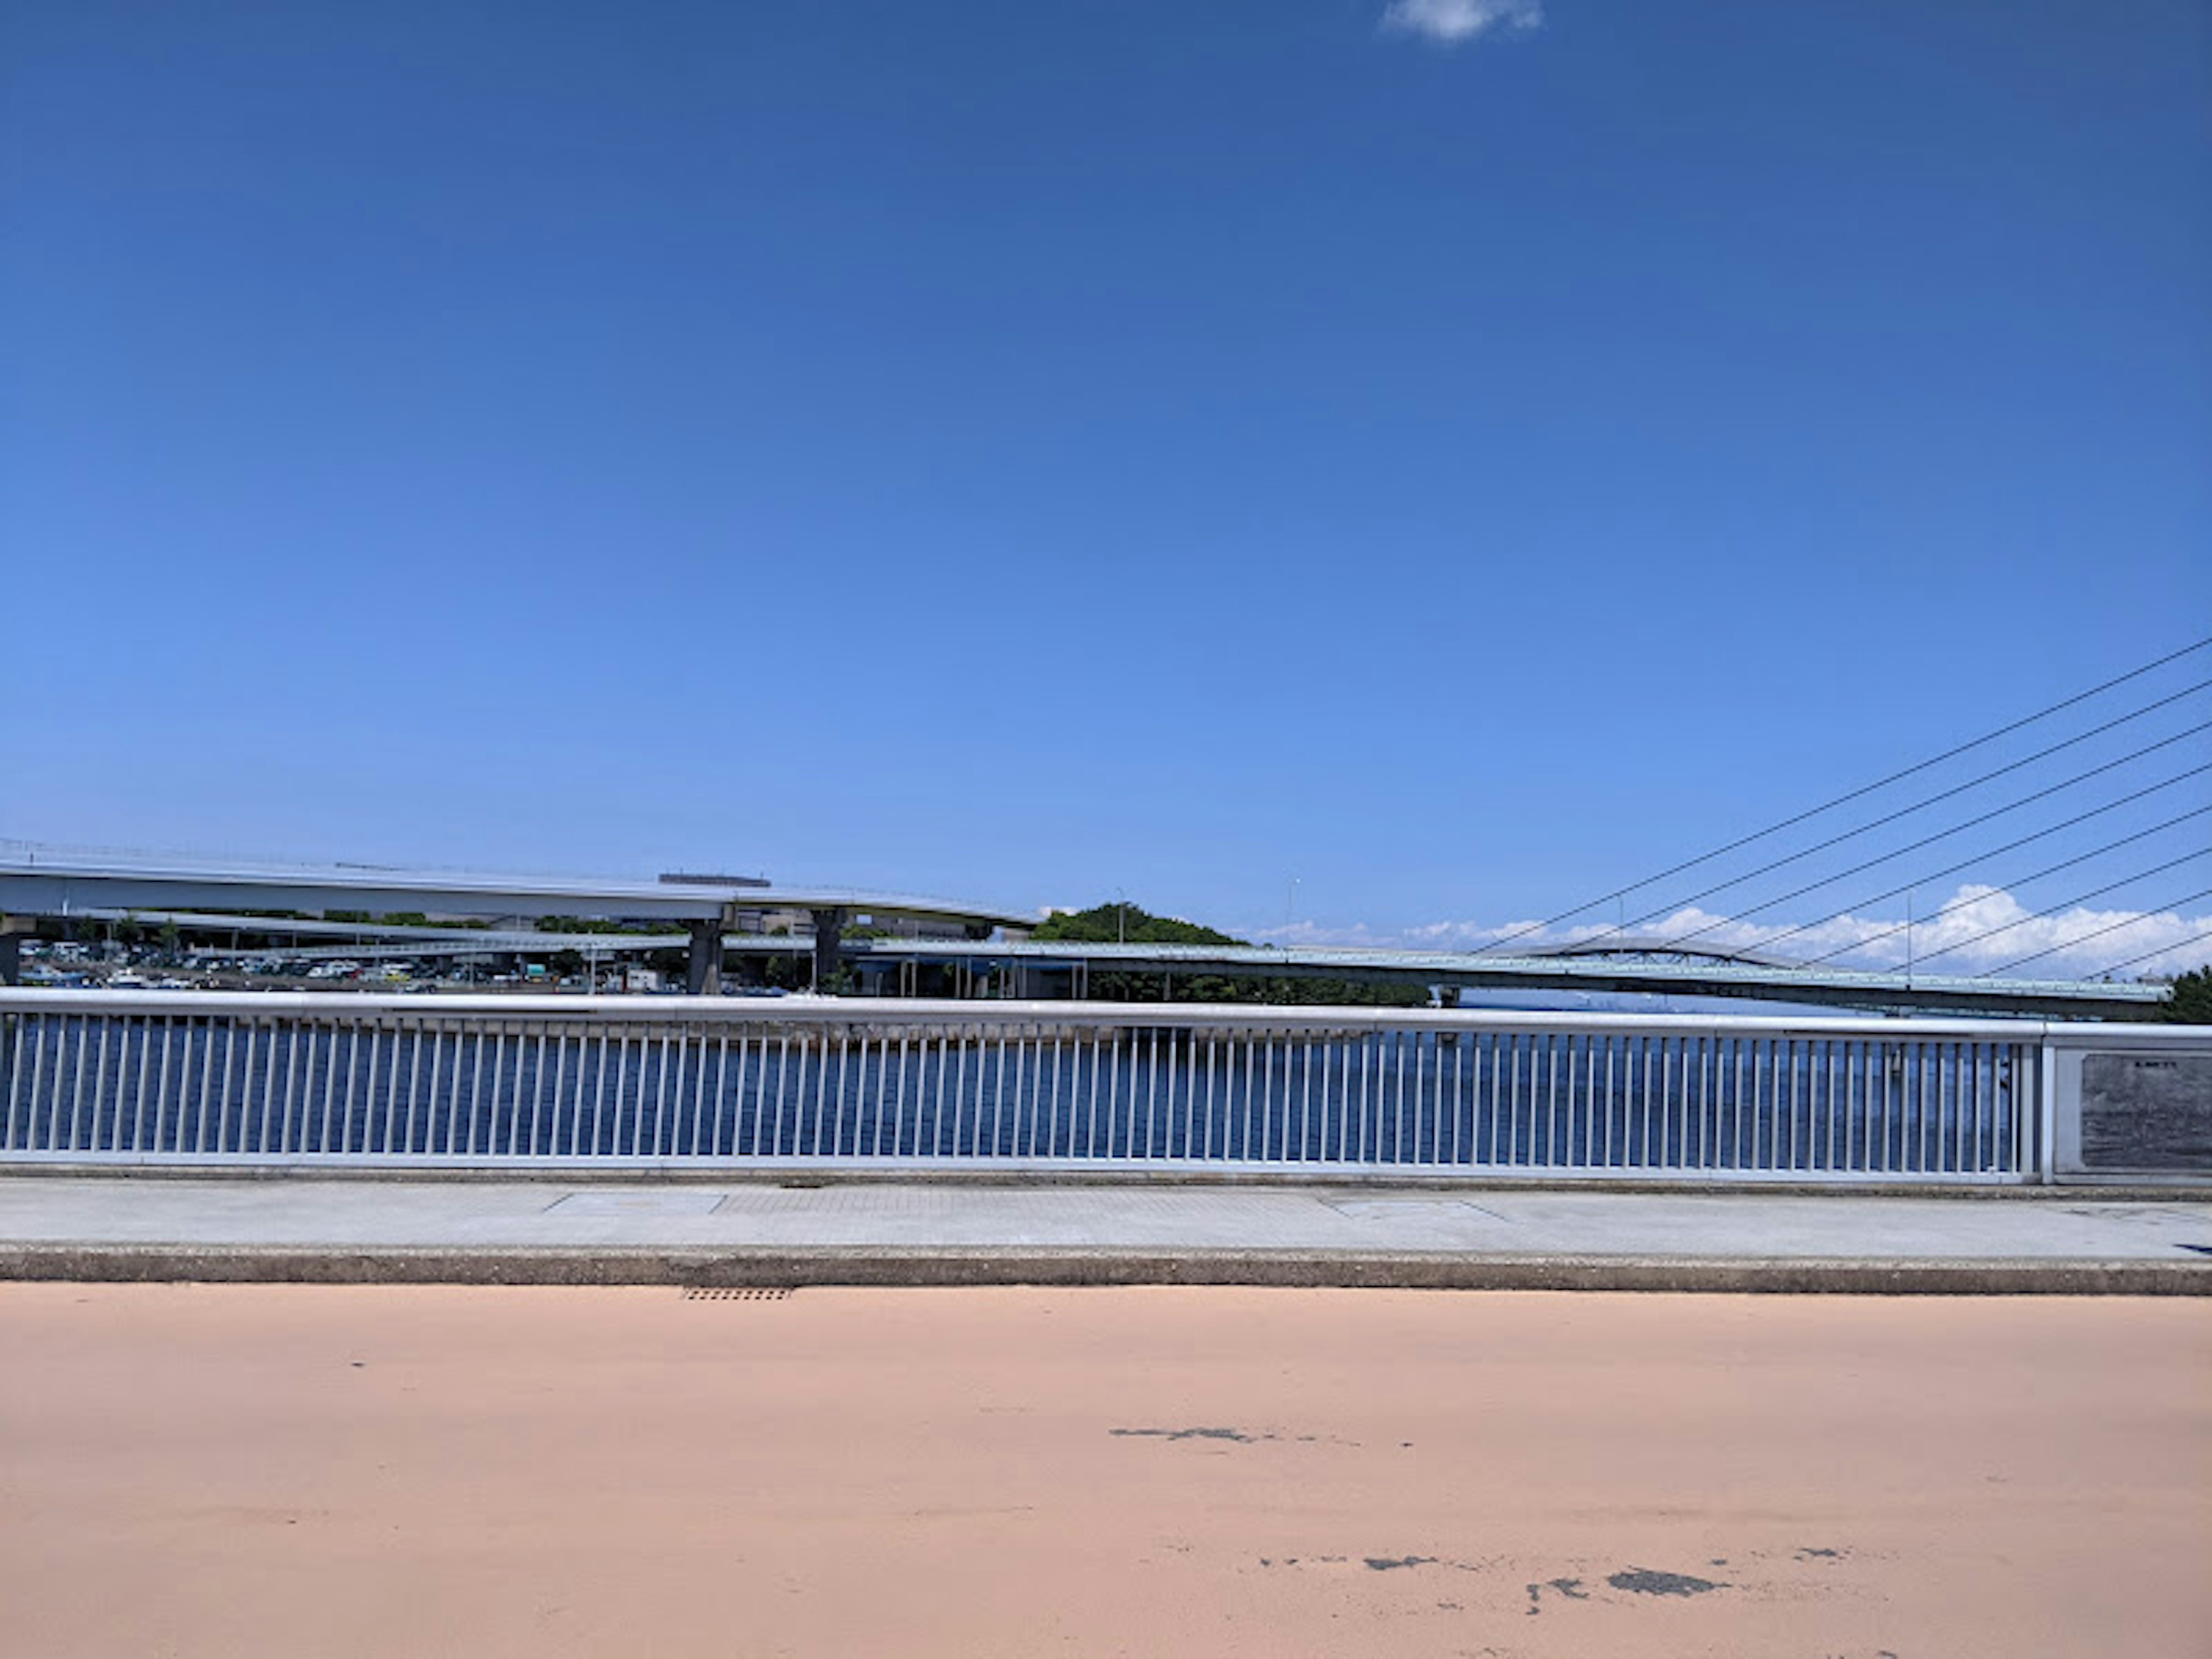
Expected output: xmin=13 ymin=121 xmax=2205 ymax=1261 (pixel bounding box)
xmin=1476 ymin=635 xmax=2212 ymax=957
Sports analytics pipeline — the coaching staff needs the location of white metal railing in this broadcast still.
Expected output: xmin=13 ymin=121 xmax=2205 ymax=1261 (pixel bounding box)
xmin=9 ymin=990 xmax=2175 ymax=1183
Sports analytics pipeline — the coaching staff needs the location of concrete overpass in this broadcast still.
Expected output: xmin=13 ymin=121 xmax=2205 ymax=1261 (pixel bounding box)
xmin=0 ymin=851 xmax=2172 ymax=1017
xmin=738 ymin=937 xmax=2166 ymax=1019
xmin=233 ymin=932 xmax=2162 ymax=1019
xmin=0 ymin=850 xmax=1032 ymax=993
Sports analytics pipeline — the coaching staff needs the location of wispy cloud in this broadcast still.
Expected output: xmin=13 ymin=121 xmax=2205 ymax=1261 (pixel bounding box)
xmin=1253 ymin=885 xmax=2212 ymax=981
xmin=1380 ymin=0 xmax=1543 ymax=46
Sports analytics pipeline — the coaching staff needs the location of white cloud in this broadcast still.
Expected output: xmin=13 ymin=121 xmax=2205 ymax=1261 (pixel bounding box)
xmin=1252 ymin=885 xmax=2212 ymax=982
xmin=1380 ymin=0 xmax=1543 ymax=46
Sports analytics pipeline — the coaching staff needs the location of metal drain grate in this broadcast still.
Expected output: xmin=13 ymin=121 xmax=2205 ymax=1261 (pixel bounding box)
xmin=681 ymin=1286 xmax=796 ymax=1301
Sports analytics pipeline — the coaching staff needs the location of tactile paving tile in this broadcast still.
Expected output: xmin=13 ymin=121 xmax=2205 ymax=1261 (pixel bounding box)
xmin=544 ymin=1191 xmax=728 ymax=1217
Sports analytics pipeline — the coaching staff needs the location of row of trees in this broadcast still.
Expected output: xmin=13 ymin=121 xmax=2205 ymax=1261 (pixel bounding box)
xmin=1031 ymin=902 xmax=1429 ymax=1007
xmin=2158 ymin=967 xmax=2211 ymax=1024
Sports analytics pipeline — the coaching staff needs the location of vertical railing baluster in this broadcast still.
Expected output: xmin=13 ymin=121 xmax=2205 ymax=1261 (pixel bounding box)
xmin=987 ymin=1033 xmax=1006 ymax=1158
xmin=36 ymin=1013 xmax=65 ymax=1153
xmin=1198 ymin=1035 xmax=1213 ymax=1163
xmin=334 ymin=1027 xmax=358 ymax=1157
xmin=1261 ymin=1036 xmax=1276 ymax=1165
xmin=94 ymin=1013 xmax=115 ymax=1153
xmin=50 ymin=1013 xmax=75 ymax=1153
xmin=151 ymin=1017 xmax=175 ymax=1155
xmin=2 ymin=1010 xmax=24 ymax=1153
xmin=1507 ymin=1034 xmax=1523 ymax=1168
xmin=1239 ymin=1036 xmax=1255 ymax=1165
xmin=950 ymin=1033 xmax=968 ymax=1158
xmin=711 ymin=1033 xmax=730 ymax=1158
xmin=1558 ymin=1035 xmax=1573 ymax=1171
xmin=1406 ymin=1032 xmax=1422 ymax=1168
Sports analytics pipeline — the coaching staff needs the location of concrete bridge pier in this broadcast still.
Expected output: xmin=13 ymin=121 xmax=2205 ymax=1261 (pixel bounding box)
xmin=685 ymin=919 xmax=722 ymax=997
xmin=0 ymin=926 xmax=21 ymax=987
xmin=811 ymin=908 xmax=847 ymax=992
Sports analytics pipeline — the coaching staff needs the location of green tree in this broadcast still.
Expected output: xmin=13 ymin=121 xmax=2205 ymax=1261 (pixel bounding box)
xmin=1032 ymin=900 xmax=1426 ymax=1007
xmin=1033 ymin=902 xmax=1241 ymax=947
xmin=2157 ymin=965 xmax=2212 ymax=1025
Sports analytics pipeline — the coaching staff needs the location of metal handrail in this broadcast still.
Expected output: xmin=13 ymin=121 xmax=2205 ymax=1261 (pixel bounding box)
xmin=0 ymin=988 xmax=2098 ymax=1037
xmin=0 ymin=991 xmax=2100 ymax=1182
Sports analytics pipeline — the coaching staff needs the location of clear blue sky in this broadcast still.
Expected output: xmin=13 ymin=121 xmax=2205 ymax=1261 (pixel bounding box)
xmin=4 ymin=0 xmax=2207 ymax=947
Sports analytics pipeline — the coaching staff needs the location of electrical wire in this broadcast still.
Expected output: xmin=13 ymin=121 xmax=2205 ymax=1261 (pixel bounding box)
xmin=1473 ymin=637 xmax=2212 ymax=957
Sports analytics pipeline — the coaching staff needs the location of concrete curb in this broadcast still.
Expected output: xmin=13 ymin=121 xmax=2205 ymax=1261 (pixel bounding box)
xmin=2 ymin=1164 xmax=2205 ymax=1199
xmin=2 ymin=1245 xmax=2207 ymax=1295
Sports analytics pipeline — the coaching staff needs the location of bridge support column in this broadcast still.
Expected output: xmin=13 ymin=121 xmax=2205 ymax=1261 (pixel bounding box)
xmin=810 ymin=908 xmax=847 ymax=994
xmin=685 ymin=920 xmax=722 ymax=997
xmin=1437 ymin=985 xmax=1461 ymax=1009
xmin=0 ymin=927 xmax=21 ymax=987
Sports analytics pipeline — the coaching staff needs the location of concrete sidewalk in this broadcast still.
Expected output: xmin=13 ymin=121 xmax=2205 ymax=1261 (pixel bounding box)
xmin=1 ymin=1175 xmax=2208 ymax=1293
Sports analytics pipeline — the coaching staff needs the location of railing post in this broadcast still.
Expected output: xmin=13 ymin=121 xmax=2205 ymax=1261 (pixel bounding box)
xmin=2037 ymin=1037 xmax=2059 ymax=1186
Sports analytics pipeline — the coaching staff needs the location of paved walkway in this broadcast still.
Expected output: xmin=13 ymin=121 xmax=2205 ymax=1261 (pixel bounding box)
xmin=7 ymin=1285 xmax=2205 ymax=1657
xmin=1 ymin=1176 xmax=2207 ymax=1291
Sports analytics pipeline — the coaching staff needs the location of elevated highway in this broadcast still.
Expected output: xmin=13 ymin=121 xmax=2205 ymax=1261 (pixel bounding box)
xmin=802 ymin=938 xmax=2167 ymax=1019
xmin=0 ymin=853 xmax=2171 ymax=1017
xmin=153 ymin=930 xmax=2166 ymax=1018
xmin=0 ymin=849 xmax=1032 ymax=992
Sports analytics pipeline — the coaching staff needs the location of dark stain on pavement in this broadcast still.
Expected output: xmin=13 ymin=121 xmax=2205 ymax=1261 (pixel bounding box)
xmin=1524 ymin=1577 xmax=1588 ymax=1614
xmin=1608 ymin=1567 xmax=1724 ymax=1597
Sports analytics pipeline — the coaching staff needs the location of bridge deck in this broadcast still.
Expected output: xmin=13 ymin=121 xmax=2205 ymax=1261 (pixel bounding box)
xmin=0 ymin=852 xmax=1031 ymax=930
